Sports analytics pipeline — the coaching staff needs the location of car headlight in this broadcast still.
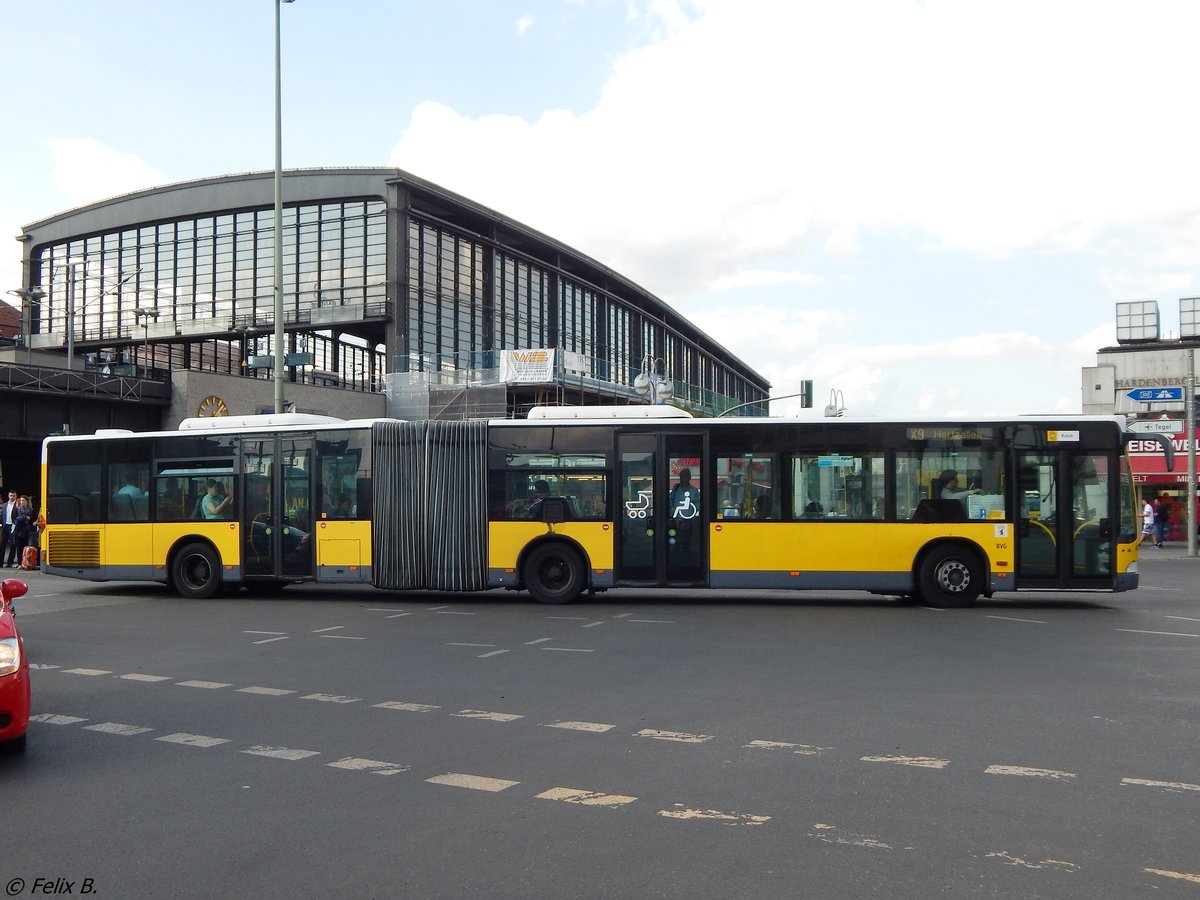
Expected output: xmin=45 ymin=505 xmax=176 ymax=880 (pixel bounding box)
xmin=0 ymin=637 xmax=21 ymax=677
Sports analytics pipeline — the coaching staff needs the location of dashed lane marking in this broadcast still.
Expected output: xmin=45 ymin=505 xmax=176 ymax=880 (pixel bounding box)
xmin=1164 ymin=615 xmax=1200 ymax=623
xmin=28 ymin=713 xmax=87 ymax=726
xmin=237 ymin=686 xmax=297 ymax=696
xmin=544 ymin=721 xmax=615 ymax=733
xmin=328 ymin=757 xmax=410 ymax=775
xmin=1115 ymin=628 xmax=1200 ymax=638
xmin=452 ymin=709 xmax=523 ymax=723
xmin=525 ymin=638 xmax=554 ymax=645
xmin=582 ymin=621 xmax=606 ymax=628
xmin=374 ymin=700 xmax=440 ymax=713
xmin=1122 ymin=777 xmax=1200 ymax=792
xmin=986 ymin=615 xmax=1047 ymax=624
xmin=636 ymin=729 xmax=714 ymax=744
xmin=177 ymin=680 xmax=233 ymax=690
xmin=321 ymin=635 xmax=367 ymax=640
xmin=1145 ymin=868 xmax=1200 ymax=885
xmin=252 ymin=636 xmax=290 ymax=645
xmin=300 ymin=693 xmax=360 ymax=704
xmin=311 ymin=626 xmax=345 ymax=633
xmin=541 ymin=647 xmax=594 ymax=653
xmin=448 ymin=642 xmax=495 ymax=648
xmin=745 ymin=739 xmax=828 ymax=756
xmin=83 ymin=722 xmax=154 ymax=736
xmin=426 ymin=772 xmax=519 ymax=792
xmin=28 ymin=663 xmax=60 ymax=670
xmin=862 ymin=755 xmax=951 ymax=769
xmin=537 ymin=787 xmax=638 ymax=807
xmin=478 ymin=650 xmax=510 ymax=658
xmin=985 ymin=851 xmax=1079 ymax=872
xmin=809 ymin=823 xmax=899 ymax=848
xmin=985 ymin=765 xmax=1075 ymax=781
xmin=659 ymin=805 xmax=770 ymax=826
xmin=246 ymin=631 xmax=289 ymax=645
xmin=61 ymin=668 xmax=112 ymax=677
xmin=119 ymin=673 xmax=172 ymax=683
xmin=243 ymin=745 xmax=321 ymax=761
xmin=156 ymin=732 xmax=229 ymax=748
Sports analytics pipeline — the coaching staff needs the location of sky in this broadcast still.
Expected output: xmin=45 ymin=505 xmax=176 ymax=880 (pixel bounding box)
xmin=2 ymin=0 xmax=1200 ymax=418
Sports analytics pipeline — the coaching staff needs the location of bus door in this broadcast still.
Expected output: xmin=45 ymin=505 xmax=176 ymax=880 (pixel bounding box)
xmin=1016 ymin=451 xmax=1115 ymax=588
xmin=240 ymin=436 xmax=315 ymax=580
xmin=616 ymin=431 xmax=707 ymax=587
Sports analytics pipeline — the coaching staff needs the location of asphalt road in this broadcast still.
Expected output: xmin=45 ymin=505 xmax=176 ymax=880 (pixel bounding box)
xmin=2 ymin=555 xmax=1199 ymax=899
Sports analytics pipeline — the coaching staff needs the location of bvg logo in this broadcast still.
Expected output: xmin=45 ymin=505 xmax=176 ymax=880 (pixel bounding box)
xmin=512 ymin=350 xmax=549 ymax=363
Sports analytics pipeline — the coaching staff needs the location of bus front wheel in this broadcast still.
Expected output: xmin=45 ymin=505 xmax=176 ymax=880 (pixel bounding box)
xmin=524 ymin=544 xmax=586 ymax=605
xmin=171 ymin=542 xmax=222 ymax=600
xmin=918 ymin=546 xmax=982 ymax=608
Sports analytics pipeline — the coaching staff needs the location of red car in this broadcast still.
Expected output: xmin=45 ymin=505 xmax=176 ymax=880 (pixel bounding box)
xmin=0 ymin=577 xmax=30 ymax=754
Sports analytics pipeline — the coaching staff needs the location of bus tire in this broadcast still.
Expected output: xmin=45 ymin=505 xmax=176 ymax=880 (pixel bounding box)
xmin=524 ymin=543 xmax=586 ymax=605
xmin=171 ymin=542 xmax=222 ymax=600
xmin=918 ymin=545 xmax=983 ymax=608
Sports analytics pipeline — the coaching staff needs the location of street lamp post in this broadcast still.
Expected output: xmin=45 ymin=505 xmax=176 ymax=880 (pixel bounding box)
xmin=633 ymin=353 xmax=674 ymax=405
xmin=134 ymin=307 xmax=159 ymax=377
xmin=273 ymin=0 xmax=295 ymax=415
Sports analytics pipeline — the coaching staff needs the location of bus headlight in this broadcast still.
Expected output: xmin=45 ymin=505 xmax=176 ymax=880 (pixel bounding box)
xmin=0 ymin=637 xmax=21 ymax=676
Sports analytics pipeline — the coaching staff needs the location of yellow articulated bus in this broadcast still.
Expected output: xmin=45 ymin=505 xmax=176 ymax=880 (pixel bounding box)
xmin=39 ymin=407 xmax=1165 ymax=606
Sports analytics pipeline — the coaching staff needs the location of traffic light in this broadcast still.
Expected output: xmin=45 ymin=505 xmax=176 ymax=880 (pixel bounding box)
xmin=800 ymin=379 xmax=813 ymax=408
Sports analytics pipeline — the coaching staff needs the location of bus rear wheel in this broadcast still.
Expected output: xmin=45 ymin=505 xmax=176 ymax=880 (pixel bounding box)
xmin=918 ymin=546 xmax=983 ymax=608
xmin=171 ymin=542 xmax=222 ymax=600
xmin=524 ymin=544 xmax=586 ymax=605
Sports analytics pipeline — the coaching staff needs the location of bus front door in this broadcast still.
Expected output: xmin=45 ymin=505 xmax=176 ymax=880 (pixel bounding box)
xmin=1016 ymin=451 xmax=1115 ymax=589
xmin=616 ymin=432 xmax=707 ymax=587
xmin=241 ymin=437 xmax=315 ymax=581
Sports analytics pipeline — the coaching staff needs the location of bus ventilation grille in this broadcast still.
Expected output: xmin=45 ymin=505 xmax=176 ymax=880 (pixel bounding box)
xmin=47 ymin=531 xmax=101 ymax=568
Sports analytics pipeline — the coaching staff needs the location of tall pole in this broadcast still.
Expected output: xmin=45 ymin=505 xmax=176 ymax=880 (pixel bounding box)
xmin=272 ymin=0 xmax=287 ymax=414
xmin=66 ymin=264 xmax=76 ymax=371
xmin=1188 ymin=349 xmax=1196 ymax=557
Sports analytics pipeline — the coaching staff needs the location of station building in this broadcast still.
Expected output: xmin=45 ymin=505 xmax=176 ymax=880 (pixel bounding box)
xmin=1083 ymin=299 xmax=1200 ymax=539
xmin=1 ymin=167 xmax=769 ymax=490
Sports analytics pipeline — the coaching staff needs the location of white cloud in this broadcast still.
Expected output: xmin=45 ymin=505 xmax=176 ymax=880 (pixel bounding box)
xmin=48 ymin=138 xmax=168 ymax=209
xmin=516 ymin=14 xmax=535 ymax=35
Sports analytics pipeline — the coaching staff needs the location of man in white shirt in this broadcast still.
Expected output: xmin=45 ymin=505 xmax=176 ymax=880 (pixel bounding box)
xmin=0 ymin=491 xmax=16 ymax=567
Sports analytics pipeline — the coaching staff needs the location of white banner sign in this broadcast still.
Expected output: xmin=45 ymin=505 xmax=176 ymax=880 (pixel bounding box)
xmin=500 ymin=349 xmax=556 ymax=383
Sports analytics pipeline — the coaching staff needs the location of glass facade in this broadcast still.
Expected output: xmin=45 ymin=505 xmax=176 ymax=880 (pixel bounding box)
xmin=25 ymin=173 xmax=767 ymax=413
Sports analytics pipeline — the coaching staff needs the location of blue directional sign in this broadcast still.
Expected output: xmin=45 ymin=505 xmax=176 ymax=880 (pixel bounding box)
xmin=1126 ymin=387 xmax=1184 ymax=402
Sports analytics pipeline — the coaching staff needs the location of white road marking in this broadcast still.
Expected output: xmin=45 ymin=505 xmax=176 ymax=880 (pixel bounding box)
xmin=478 ymin=649 xmax=510 ymax=658
xmin=243 ymin=745 xmax=321 ymax=761
xmin=301 ymin=693 xmax=360 ymax=704
xmin=386 ymin=613 xmax=413 ymax=618
xmin=541 ymin=647 xmax=594 ymax=653
xmin=426 ymin=772 xmax=519 ymax=792
xmin=365 ymin=608 xmax=408 ymax=613
xmin=84 ymin=722 xmax=154 ymax=736
xmin=237 ymin=686 xmax=297 ymax=696
xmin=29 ymin=713 xmax=87 ymax=725
xmin=28 ymin=663 xmax=60 ymax=670
xmin=157 ymin=732 xmax=229 ymax=748
xmin=321 ymin=635 xmax=366 ymax=640
xmin=311 ymin=626 xmax=344 ymax=633
xmin=744 ymin=739 xmax=828 ymax=756
xmin=452 ymin=709 xmax=523 ymax=722
xmin=659 ymin=805 xmax=770 ymax=826
xmin=434 ymin=611 xmax=475 ymax=616
xmin=613 ymin=613 xmax=632 ymax=618
xmin=177 ymin=680 xmax=232 ymax=690
xmin=582 ymin=621 xmax=606 ymax=628
xmin=525 ymin=638 xmax=554 ymax=645
xmin=544 ymin=721 xmax=615 ymax=733
xmin=809 ymin=823 xmax=896 ymax=848
xmin=252 ymin=636 xmax=290 ymax=644
xmin=1115 ymin=628 xmax=1200 ymax=638
xmin=862 ymin=755 xmax=951 ymax=769
xmin=628 ymin=619 xmax=674 ymax=624
xmin=374 ymin=701 xmax=440 ymax=712
xmin=244 ymin=631 xmax=287 ymax=636
xmin=545 ymin=616 xmax=589 ymax=621
xmin=537 ymin=787 xmax=638 ymax=807
xmin=986 ymin=615 xmax=1047 ymax=624
xmin=1145 ymin=868 xmax=1200 ymax=885
xmin=1164 ymin=615 xmax=1200 ymax=623
xmin=985 ymin=765 xmax=1075 ymax=781
xmin=635 ymin=729 xmax=713 ymax=744
xmin=61 ymin=668 xmax=112 ymax=676
xmin=448 ymin=642 xmax=495 ymax=648
xmin=328 ymin=757 xmax=410 ymax=775
xmin=985 ymin=851 xmax=1079 ymax=872
xmin=1121 ymin=777 xmax=1200 ymax=792
xmin=119 ymin=673 xmax=172 ymax=682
